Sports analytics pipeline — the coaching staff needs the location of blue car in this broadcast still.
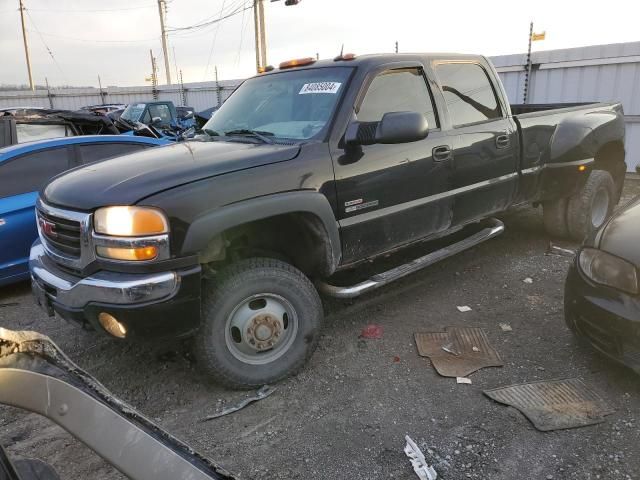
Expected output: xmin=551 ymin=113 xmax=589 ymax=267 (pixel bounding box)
xmin=0 ymin=135 xmax=169 ymax=286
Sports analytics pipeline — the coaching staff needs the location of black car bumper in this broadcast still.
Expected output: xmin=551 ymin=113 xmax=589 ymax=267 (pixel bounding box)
xmin=564 ymin=261 xmax=640 ymax=371
xmin=30 ymin=241 xmax=201 ymax=339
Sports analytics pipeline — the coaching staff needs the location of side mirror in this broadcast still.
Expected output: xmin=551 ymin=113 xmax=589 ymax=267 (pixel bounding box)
xmin=375 ymin=111 xmax=429 ymax=144
xmin=183 ymin=112 xmax=194 ymax=120
xmin=345 ymin=111 xmax=428 ymax=147
xmin=151 ymin=116 xmax=163 ymax=126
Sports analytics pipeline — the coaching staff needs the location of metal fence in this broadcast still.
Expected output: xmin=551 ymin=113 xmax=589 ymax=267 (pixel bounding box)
xmin=0 ymin=80 xmax=242 ymax=112
xmin=490 ymin=41 xmax=640 ymax=172
xmin=2 ymin=42 xmax=639 ymax=171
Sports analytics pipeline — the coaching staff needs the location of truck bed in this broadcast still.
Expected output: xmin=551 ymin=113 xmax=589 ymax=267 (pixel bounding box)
xmin=511 ymin=102 xmax=601 ymax=115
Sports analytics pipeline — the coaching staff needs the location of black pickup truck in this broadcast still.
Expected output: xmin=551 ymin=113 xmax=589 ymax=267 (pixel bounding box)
xmin=30 ymin=53 xmax=626 ymax=388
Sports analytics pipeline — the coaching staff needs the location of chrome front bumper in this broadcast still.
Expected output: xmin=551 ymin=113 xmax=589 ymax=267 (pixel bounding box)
xmin=29 ymin=241 xmax=179 ymax=310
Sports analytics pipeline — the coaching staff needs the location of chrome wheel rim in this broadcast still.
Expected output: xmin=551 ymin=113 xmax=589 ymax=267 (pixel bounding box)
xmin=224 ymin=293 xmax=298 ymax=365
xmin=591 ymin=187 xmax=610 ymax=228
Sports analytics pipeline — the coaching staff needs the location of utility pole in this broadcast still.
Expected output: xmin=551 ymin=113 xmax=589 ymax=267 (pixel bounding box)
xmin=150 ymin=49 xmax=159 ymax=100
xmin=395 ymin=41 xmax=398 ymax=53
xmin=215 ymin=66 xmax=222 ymax=107
xmin=98 ymin=75 xmax=106 ymax=105
xmin=45 ymin=77 xmax=53 ymax=108
xmin=253 ymin=0 xmax=263 ymax=72
xmin=19 ymin=0 xmax=35 ymax=91
xmin=523 ymin=21 xmax=533 ymax=104
xmin=253 ymin=0 xmax=302 ymax=73
xmin=157 ymin=0 xmax=172 ymax=85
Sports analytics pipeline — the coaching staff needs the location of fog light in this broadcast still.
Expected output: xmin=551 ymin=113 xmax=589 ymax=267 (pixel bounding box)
xmin=98 ymin=312 xmax=127 ymax=338
xmin=96 ymin=245 xmax=158 ymax=261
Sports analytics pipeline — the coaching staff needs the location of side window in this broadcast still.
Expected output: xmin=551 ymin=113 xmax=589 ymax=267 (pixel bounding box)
xmin=357 ymin=68 xmax=438 ymax=128
xmin=77 ymin=143 xmax=152 ymax=165
xmin=15 ymin=123 xmax=70 ymax=143
xmin=435 ymin=63 xmax=502 ymax=126
xmin=148 ymin=104 xmax=172 ymax=125
xmin=0 ymin=147 xmax=70 ymax=199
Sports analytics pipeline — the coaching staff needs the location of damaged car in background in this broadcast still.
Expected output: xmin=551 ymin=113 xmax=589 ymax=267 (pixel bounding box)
xmin=0 ymin=328 xmax=237 ymax=480
xmin=565 ymin=194 xmax=640 ymax=371
xmin=29 ymin=52 xmax=626 ymax=389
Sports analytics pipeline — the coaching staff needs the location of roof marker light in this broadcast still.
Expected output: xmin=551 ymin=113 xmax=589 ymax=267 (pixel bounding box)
xmin=334 ymin=53 xmax=357 ymax=61
xmin=279 ymin=57 xmax=316 ymax=69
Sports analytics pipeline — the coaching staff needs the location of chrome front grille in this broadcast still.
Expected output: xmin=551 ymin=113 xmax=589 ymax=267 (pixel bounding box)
xmin=37 ymin=209 xmax=82 ymax=257
xmin=36 ymin=199 xmax=94 ymax=271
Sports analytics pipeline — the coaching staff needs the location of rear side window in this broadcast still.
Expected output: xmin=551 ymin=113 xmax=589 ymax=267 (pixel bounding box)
xmin=358 ymin=68 xmax=438 ymax=128
xmin=0 ymin=147 xmax=70 ymax=199
xmin=16 ymin=123 xmax=71 ymax=143
xmin=77 ymin=143 xmax=152 ymax=165
xmin=435 ymin=63 xmax=502 ymax=126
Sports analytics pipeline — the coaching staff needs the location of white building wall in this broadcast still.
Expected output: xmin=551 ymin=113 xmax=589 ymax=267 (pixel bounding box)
xmin=490 ymin=41 xmax=640 ymax=172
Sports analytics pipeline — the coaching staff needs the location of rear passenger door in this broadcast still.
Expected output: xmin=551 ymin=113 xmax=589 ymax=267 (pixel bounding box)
xmin=434 ymin=61 xmax=518 ymax=226
xmin=333 ymin=66 xmax=455 ymax=263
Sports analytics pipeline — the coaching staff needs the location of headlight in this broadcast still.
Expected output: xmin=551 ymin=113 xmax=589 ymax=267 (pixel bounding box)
xmin=94 ymin=206 xmax=168 ymax=237
xmin=578 ymin=248 xmax=639 ymax=295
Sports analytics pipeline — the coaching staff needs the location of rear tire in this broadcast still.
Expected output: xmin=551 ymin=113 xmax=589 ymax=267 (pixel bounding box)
xmin=566 ymin=170 xmax=615 ymax=241
xmin=543 ymin=198 xmax=569 ymax=238
xmin=194 ymin=257 xmax=323 ymax=389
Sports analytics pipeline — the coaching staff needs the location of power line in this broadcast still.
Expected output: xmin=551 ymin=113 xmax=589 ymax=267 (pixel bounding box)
xmin=25 ymin=29 xmax=160 ymax=44
xmin=202 ymin=0 xmax=229 ymax=80
xmin=167 ymin=2 xmax=250 ymax=32
xmin=236 ymin=0 xmax=250 ymax=66
xmin=25 ymin=7 xmax=69 ymax=83
xmin=25 ymin=3 xmax=157 ymax=13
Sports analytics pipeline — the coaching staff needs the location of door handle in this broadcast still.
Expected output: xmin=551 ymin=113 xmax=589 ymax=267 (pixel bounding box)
xmin=495 ymin=133 xmax=510 ymax=149
xmin=432 ymin=145 xmax=452 ymax=162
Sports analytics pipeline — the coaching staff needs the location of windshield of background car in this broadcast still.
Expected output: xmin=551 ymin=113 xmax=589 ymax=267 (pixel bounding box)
xmin=204 ymin=67 xmax=353 ymax=141
xmin=120 ymin=104 xmax=146 ymax=122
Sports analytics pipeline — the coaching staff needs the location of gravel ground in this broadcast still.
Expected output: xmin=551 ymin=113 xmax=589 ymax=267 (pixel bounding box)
xmin=1 ymin=178 xmax=639 ymax=480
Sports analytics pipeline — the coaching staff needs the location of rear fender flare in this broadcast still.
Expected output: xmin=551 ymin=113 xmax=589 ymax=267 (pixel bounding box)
xmin=181 ymin=192 xmax=341 ymax=273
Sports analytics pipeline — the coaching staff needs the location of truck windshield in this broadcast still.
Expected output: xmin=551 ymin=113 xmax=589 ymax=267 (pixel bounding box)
xmin=204 ymin=67 xmax=353 ymax=141
xmin=120 ymin=104 xmax=146 ymax=122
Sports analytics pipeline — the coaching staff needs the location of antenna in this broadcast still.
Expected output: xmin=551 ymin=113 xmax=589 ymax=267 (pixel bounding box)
xmin=340 ymin=44 xmax=344 ymax=57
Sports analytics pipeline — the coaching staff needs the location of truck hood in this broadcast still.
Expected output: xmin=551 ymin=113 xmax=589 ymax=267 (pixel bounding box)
xmin=596 ymin=195 xmax=640 ymax=266
xmin=43 ymin=140 xmax=300 ymax=210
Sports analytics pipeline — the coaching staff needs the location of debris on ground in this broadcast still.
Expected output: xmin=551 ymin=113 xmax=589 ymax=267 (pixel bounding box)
xmin=456 ymin=306 xmax=472 ymax=312
xmin=499 ymin=323 xmax=513 ymax=332
xmin=202 ymin=386 xmax=276 ymax=421
xmin=523 ymin=277 xmax=534 ymax=284
xmin=360 ymin=324 xmax=383 ymax=339
xmin=404 ymin=435 xmax=437 ymax=480
xmin=456 ymin=377 xmax=472 ymax=384
xmin=546 ymin=242 xmax=576 ymax=257
xmin=414 ymin=327 xmax=504 ymax=377
xmin=0 ymin=302 xmax=19 ymax=308
xmin=484 ymin=378 xmax=615 ymax=431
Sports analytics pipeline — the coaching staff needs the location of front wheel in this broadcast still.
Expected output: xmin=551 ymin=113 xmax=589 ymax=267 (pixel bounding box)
xmin=194 ymin=258 xmax=323 ymax=389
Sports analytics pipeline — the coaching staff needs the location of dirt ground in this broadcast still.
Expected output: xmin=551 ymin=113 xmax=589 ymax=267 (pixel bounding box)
xmin=1 ymin=179 xmax=639 ymax=480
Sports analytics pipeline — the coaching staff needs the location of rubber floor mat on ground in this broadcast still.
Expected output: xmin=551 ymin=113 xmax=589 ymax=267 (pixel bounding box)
xmin=414 ymin=327 xmax=503 ymax=377
xmin=484 ymin=378 xmax=615 ymax=431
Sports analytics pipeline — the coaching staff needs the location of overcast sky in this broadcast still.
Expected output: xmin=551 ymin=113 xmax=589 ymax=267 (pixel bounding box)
xmin=1 ymin=0 xmax=639 ymax=88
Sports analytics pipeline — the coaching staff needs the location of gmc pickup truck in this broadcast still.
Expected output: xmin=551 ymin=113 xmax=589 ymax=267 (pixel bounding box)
xmin=29 ymin=53 xmax=626 ymax=388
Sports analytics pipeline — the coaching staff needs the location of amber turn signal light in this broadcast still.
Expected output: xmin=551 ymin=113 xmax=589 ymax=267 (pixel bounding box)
xmin=96 ymin=246 xmax=158 ymax=261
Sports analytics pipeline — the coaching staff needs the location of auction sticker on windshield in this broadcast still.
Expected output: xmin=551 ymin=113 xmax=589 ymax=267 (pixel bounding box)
xmin=299 ymin=82 xmax=342 ymax=94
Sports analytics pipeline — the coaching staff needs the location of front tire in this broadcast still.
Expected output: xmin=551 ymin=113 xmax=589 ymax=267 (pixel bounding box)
xmin=194 ymin=258 xmax=323 ymax=389
xmin=566 ymin=170 xmax=615 ymax=241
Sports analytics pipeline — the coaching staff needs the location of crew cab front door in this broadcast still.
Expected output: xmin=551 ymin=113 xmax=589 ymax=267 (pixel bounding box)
xmin=332 ymin=66 xmax=455 ymax=263
xmin=434 ymin=61 xmax=519 ymax=226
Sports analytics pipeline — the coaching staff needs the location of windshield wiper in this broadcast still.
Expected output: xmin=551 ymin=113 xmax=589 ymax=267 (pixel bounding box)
xmin=204 ymin=128 xmax=221 ymax=137
xmin=224 ymin=129 xmax=275 ymax=144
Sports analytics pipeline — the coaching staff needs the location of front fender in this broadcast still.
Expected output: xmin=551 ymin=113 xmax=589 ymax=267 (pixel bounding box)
xmin=181 ymin=191 xmax=342 ymax=272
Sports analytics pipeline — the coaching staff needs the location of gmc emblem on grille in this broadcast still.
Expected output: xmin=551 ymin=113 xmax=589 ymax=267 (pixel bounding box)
xmin=38 ymin=217 xmax=57 ymax=238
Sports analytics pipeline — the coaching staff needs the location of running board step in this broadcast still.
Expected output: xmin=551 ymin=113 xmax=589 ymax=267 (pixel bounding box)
xmin=317 ymin=218 xmax=504 ymax=299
